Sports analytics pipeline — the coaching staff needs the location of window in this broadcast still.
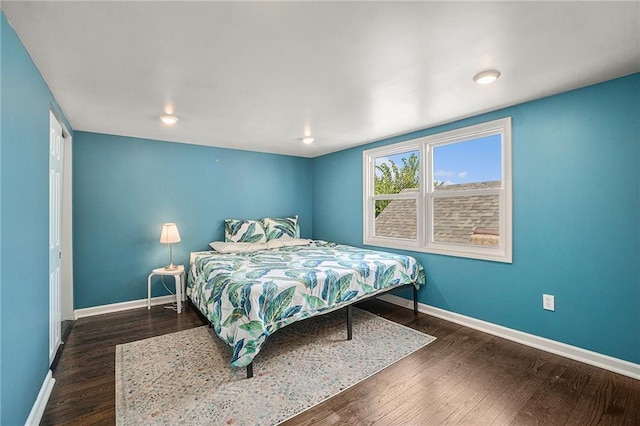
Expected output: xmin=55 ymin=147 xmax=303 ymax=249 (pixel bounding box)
xmin=363 ymin=118 xmax=512 ymax=263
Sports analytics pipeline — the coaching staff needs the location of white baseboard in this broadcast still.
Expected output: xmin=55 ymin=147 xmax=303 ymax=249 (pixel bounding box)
xmin=74 ymin=295 xmax=178 ymax=319
xmin=25 ymin=370 xmax=55 ymax=426
xmin=378 ymin=294 xmax=640 ymax=380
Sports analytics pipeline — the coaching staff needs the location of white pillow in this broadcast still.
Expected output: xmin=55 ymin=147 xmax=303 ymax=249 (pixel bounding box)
xmin=266 ymin=238 xmax=312 ymax=249
xmin=209 ymin=238 xmax=312 ymax=253
xmin=209 ymin=241 xmax=268 ymax=254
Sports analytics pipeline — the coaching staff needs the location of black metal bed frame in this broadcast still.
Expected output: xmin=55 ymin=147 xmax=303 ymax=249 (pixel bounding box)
xmin=242 ymin=283 xmax=419 ymax=379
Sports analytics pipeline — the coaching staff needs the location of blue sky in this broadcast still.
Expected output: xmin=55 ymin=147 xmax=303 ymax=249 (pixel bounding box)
xmin=376 ymin=134 xmax=502 ymax=185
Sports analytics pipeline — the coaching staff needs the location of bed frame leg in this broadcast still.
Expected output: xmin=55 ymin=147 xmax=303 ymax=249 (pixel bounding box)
xmin=247 ymin=362 xmax=253 ymax=379
xmin=347 ymin=305 xmax=353 ymax=340
xmin=413 ymin=286 xmax=418 ymax=317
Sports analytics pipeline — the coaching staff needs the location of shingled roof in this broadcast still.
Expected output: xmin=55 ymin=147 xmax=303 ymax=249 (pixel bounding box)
xmin=375 ymin=190 xmax=418 ymax=239
xmin=375 ymin=181 xmax=501 ymax=246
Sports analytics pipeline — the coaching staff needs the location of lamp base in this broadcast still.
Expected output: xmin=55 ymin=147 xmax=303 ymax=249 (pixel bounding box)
xmin=164 ymin=263 xmax=178 ymax=271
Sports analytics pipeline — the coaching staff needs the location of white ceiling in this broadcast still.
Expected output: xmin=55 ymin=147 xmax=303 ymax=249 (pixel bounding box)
xmin=3 ymin=1 xmax=639 ymax=158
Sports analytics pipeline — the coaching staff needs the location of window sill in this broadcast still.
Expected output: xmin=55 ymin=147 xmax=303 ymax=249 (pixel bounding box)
xmin=364 ymin=238 xmax=512 ymax=264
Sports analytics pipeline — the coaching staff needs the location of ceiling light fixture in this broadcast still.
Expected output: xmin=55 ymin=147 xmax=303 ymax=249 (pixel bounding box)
xmin=473 ymin=70 xmax=501 ymax=85
xmin=159 ymin=115 xmax=179 ymax=126
xmin=301 ymin=136 xmax=315 ymax=144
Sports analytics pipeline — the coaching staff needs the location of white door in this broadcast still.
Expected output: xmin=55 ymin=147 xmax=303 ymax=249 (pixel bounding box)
xmin=49 ymin=111 xmax=64 ymax=366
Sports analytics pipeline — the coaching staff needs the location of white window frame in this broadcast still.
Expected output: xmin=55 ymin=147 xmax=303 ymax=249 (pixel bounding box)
xmin=363 ymin=117 xmax=512 ymax=263
xmin=363 ymin=142 xmax=423 ymax=249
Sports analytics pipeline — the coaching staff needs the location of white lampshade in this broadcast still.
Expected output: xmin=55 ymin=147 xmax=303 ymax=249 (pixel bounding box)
xmin=160 ymin=223 xmax=181 ymax=244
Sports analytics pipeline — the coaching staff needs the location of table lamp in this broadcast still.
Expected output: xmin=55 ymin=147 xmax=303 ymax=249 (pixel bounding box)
xmin=160 ymin=223 xmax=181 ymax=270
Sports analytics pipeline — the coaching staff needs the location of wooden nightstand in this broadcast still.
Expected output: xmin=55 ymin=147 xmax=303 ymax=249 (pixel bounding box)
xmin=147 ymin=265 xmax=185 ymax=313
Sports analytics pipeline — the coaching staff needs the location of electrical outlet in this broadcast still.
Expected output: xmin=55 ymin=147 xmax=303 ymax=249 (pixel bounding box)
xmin=543 ymin=294 xmax=555 ymax=311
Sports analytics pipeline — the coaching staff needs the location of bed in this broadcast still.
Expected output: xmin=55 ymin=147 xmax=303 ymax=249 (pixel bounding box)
xmin=187 ymin=239 xmax=426 ymax=377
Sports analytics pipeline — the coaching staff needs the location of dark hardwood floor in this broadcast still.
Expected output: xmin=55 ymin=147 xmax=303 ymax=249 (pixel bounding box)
xmin=42 ymin=300 xmax=640 ymax=425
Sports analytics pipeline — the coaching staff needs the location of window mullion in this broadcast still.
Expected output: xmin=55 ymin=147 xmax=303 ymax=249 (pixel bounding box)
xmin=371 ymin=193 xmax=419 ymax=201
xmin=430 ymin=188 xmax=502 ymax=198
xmin=424 ymin=142 xmax=433 ymax=245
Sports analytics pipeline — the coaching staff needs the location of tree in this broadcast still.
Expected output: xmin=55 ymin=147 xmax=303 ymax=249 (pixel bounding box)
xmin=374 ymin=154 xmax=419 ymax=216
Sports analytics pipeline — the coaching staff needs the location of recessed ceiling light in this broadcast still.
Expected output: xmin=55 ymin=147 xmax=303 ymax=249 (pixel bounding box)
xmin=159 ymin=115 xmax=179 ymax=126
xmin=301 ymin=136 xmax=315 ymax=144
xmin=473 ymin=70 xmax=501 ymax=85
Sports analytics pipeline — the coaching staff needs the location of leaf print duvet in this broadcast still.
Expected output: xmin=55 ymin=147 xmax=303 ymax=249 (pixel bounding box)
xmin=187 ymin=240 xmax=426 ymax=368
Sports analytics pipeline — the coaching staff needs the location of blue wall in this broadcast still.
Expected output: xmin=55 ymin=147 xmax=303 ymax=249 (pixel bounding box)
xmin=73 ymin=132 xmax=313 ymax=309
xmin=0 ymin=12 xmax=73 ymax=425
xmin=0 ymin=16 xmax=3 ymax=422
xmin=312 ymin=74 xmax=640 ymax=364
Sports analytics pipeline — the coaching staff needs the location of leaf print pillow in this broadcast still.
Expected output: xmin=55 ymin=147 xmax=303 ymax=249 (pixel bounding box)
xmin=262 ymin=215 xmax=299 ymax=240
xmin=224 ymin=219 xmax=268 ymax=243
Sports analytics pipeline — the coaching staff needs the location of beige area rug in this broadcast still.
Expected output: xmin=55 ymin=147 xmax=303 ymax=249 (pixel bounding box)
xmin=116 ymin=307 xmax=435 ymax=425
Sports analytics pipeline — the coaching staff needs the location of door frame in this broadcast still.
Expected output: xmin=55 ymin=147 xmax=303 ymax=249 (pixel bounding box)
xmin=61 ymin=125 xmax=73 ymax=321
xmin=50 ymin=107 xmax=74 ymax=322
